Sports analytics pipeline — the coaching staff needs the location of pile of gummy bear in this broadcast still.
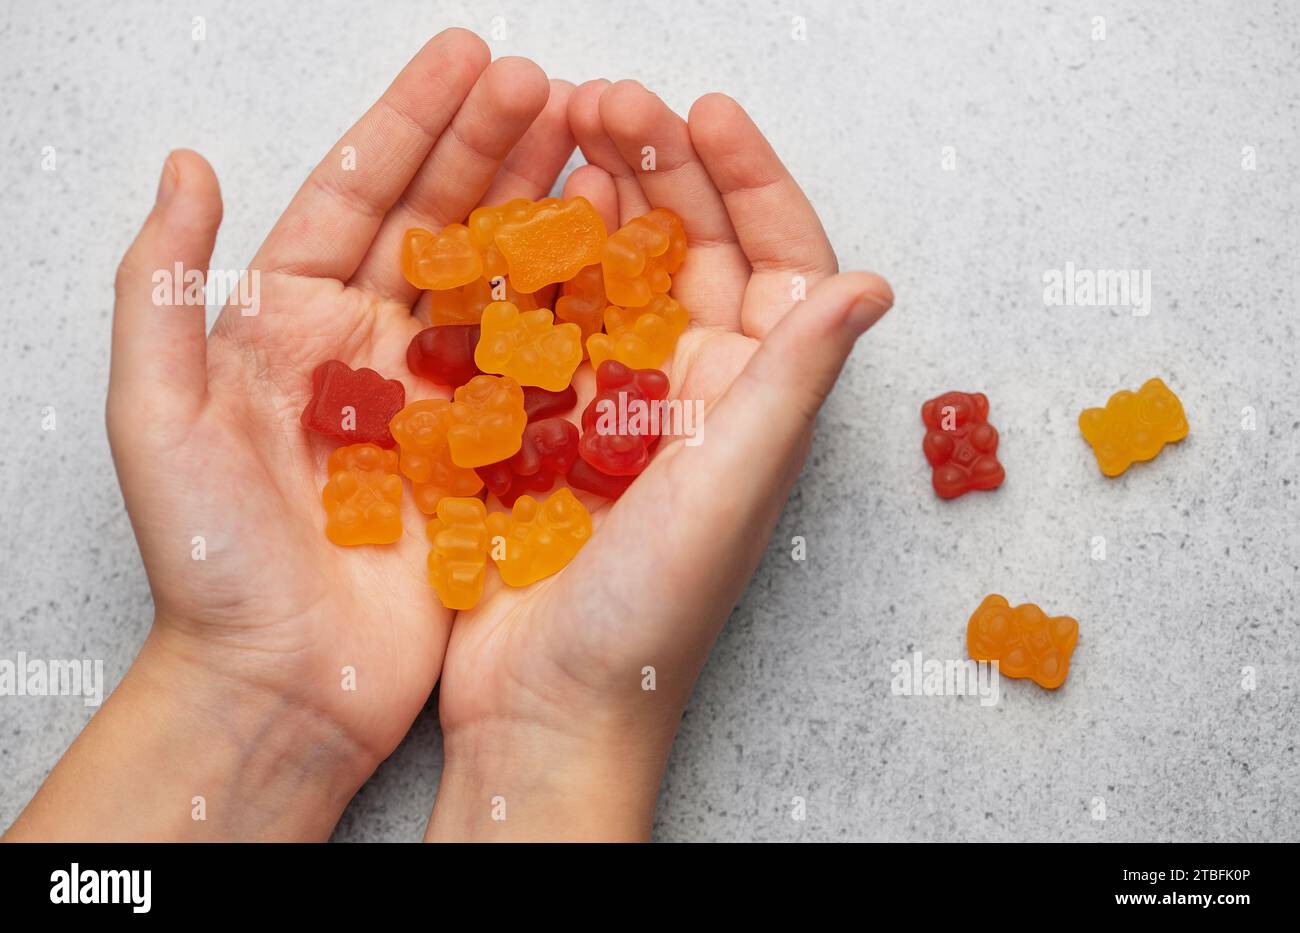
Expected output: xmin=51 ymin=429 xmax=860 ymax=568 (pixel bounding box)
xmin=300 ymin=197 xmax=687 ymax=611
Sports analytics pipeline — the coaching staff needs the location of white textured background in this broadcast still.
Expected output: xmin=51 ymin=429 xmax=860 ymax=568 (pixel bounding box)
xmin=1 ymin=0 xmax=1296 ymax=841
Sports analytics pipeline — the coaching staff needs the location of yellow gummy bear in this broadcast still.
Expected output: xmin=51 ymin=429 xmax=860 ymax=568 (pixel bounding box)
xmin=426 ymin=497 xmax=492 ymax=611
xmin=1078 ymin=377 xmax=1189 ymax=477
xmin=485 ymin=488 xmax=592 ymax=587
xmin=474 ymin=301 xmax=583 ymax=392
xmin=586 ymin=293 xmax=690 ymax=370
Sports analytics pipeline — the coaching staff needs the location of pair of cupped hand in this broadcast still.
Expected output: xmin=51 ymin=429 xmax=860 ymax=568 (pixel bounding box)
xmin=96 ymin=29 xmax=891 ymax=840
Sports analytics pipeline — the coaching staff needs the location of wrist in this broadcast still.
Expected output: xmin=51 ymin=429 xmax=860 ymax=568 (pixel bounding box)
xmin=428 ymin=723 xmax=673 ymax=842
xmin=6 ymin=622 xmax=375 ymax=841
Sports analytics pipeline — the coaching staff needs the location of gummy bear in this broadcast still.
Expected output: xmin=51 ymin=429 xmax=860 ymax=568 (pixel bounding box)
xmin=321 ymin=443 xmax=403 ymax=546
xmin=554 ymin=264 xmax=607 ymax=350
xmin=427 ymin=275 xmax=547 ymax=326
xmin=601 ymin=208 xmax=687 ymax=307
xmin=301 ymin=360 xmax=406 ymax=448
xmin=578 ymin=360 xmax=670 ymax=476
xmin=476 ymin=417 xmax=579 ymax=507
xmin=587 ymin=293 xmax=689 ymax=370
xmin=1078 ymin=377 xmax=1188 ymax=477
xmin=523 ymin=385 xmax=577 ymax=422
xmin=467 ymin=198 xmax=542 ymax=281
xmin=426 ymin=497 xmax=492 ymax=610
xmin=402 ymin=224 xmax=482 ymax=291
xmin=494 ymin=197 xmax=607 ymax=294
xmin=486 ymin=487 xmax=592 ymax=587
xmin=966 ymin=594 xmax=1079 ymax=689
xmin=474 ymin=301 xmax=583 ymax=392
xmin=388 ymin=399 xmax=483 ymax=514
xmin=447 ymin=375 xmax=527 ymax=468
xmin=407 ymin=325 xmax=481 ymax=387
xmin=920 ymin=391 xmax=1005 ymax=499
xmin=567 ymin=458 xmax=635 ymax=500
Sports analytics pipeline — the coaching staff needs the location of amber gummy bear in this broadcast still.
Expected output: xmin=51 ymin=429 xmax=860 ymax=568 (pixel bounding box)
xmin=1078 ymin=377 xmax=1188 ymax=477
xmin=966 ymin=594 xmax=1079 ymax=689
xmin=321 ymin=444 xmax=403 ymax=546
xmin=494 ymin=197 xmax=607 ymax=294
xmin=402 ymin=224 xmax=483 ymax=291
xmin=426 ymin=497 xmax=492 ymax=610
xmin=601 ymin=208 xmax=687 ymax=307
xmin=486 ymin=487 xmax=592 ymax=587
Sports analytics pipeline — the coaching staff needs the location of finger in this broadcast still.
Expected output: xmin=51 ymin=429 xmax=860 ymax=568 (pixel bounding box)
xmin=110 ymin=150 xmax=223 ymax=426
xmin=691 ymin=272 xmax=893 ymax=489
xmin=477 ymin=79 xmax=576 ymax=206
xmin=351 ymin=56 xmax=551 ymax=304
xmin=599 ymin=80 xmax=748 ymax=329
xmin=561 ymin=164 xmax=618 ymax=233
xmin=688 ymin=93 xmax=840 ymax=337
xmin=252 ymin=29 xmax=490 ymax=281
xmin=567 ymin=79 xmax=650 ymax=224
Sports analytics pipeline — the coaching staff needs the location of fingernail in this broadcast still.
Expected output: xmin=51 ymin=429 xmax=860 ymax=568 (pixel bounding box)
xmin=155 ymin=154 xmax=178 ymax=208
xmin=847 ymin=290 xmax=892 ymax=333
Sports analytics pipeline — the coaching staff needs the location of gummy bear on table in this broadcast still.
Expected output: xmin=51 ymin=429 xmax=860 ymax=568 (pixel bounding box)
xmin=1078 ymin=377 xmax=1188 ymax=477
xmin=966 ymin=594 xmax=1079 ymax=689
xmin=920 ymin=390 xmax=1005 ymax=499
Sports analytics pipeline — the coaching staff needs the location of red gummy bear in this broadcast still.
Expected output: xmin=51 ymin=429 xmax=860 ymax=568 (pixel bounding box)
xmin=476 ymin=418 xmax=579 ymax=506
xmin=578 ymin=360 xmax=670 ymax=476
xmin=920 ymin=391 xmax=1005 ymax=499
xmin=522 ymin=385 xmax=577 ymax=422
xmin=567 ymin=458 xmax=635 ymax=499
xmin=406 ymin=325 xmax=481 ymax=387
xmin=301 ymin=360 xmax=406 ymax=448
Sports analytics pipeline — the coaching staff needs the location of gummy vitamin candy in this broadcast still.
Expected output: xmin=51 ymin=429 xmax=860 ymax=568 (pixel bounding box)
xmin=446 ymin=375 xmax=528 ymax=468
xmin=467 ymin=198 xmax=541 ymax=281
xmin=1078 ymin=377 xmax=1188 ymax=477
xmin=402 ymin=224 xmax=483 ymax=291
xmin=388 ymin=399 xmax=483 ymax=514
xmin=426 ymin=275 xmax=547 ymax=327
xmin=486 ymin=487 xmax=592 ymax=587
xmin=476 ymin=417 xmax=579 ymax=507
xmin=321 ymin=443 xmax=403 ymax=546
xmin=920 ymin=391 xmax=1005 ymax=499
xmin=566 ymin=458 xmax=635 ymax=500
xmin=586 ymin=293 xmax=689 ymax=370
xmin=554 ymin=264 xmax=608 ymax=349
xmin=966 ymin=594 xmax=1079 ymax=689
xmin=301 ymin=360 xmax=406 ymax=448
xmin=578 ymin=360 xmax=670 ymax=476
xmin=406 ymin=325 xmax=481 ymax=387
xmin=426 ymin=497 xmax=492 ymax=610
xmin=601 ymin=208 xmax=687 ymax=307
xmin=474 ymin=301 xmax=583 ymax=392
xmin=493 ymin=197 xmax=607 ymax=294
xmin=522 ymin=385 xmax=577 ymax=422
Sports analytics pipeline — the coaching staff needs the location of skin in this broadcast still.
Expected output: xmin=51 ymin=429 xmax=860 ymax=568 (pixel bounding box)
xmin=4 ymin=29 xmax=892 ymax=842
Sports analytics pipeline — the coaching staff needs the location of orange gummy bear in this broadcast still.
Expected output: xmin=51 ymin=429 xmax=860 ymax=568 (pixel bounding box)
xmin=1078 ymin=377 xmax=1188 ymax=477
xmin=427 ymin=276 xmax=546 ymax=326
xmin=426 ymin=497 xmax=492 ymax=610
xmin=966 ymin=594 xmax=1079 ymax=689
xmin=494 ymin=198 xmax=607 ymax=294
xmin=447 ymin=374 xmax=527 ymax=468
xmin=586 ymin=293 xmax=689 ymax=370
xmin=601 ymin=208 xmax=687 ymax=307
xmin=474 ymin=301 xmax=583 ymax=392
xmin=402 ymin=224 xmax=483 ymax=291
xmin=388 ymin=399 xmax=483 ymax=514
xmin=555 ymin=264 xmax=607 ymax=350
xmin=467 ymin=198 xmax=543 ymax=280
xmin=321 ymin=443 xmax=403 ymax=546
xmin=485 ymin=488 xmax=592 ymax=587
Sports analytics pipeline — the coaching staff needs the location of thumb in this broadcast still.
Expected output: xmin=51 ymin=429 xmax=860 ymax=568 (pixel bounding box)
xmin=109 ymin=149 xmax=223 ymax=435
xmin=694 ymin=270 xmax=893 ymax=486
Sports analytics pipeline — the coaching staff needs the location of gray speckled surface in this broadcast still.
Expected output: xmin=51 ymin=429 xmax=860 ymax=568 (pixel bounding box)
xmin=1 ymin=0 xmax=1297 ymax=842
